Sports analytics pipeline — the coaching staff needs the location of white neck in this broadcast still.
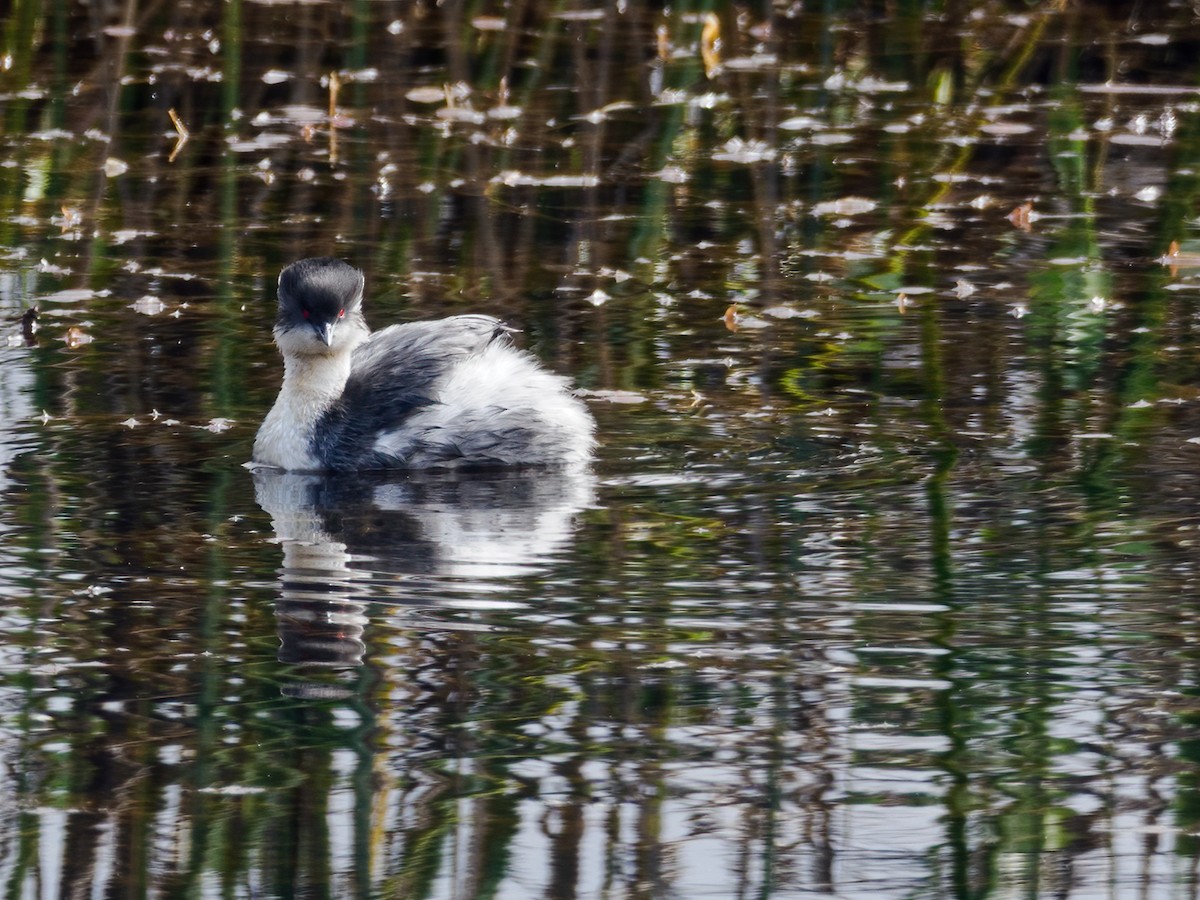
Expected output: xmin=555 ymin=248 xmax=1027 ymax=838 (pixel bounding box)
xmin=253 ymin=349 xmax=353 ymax=471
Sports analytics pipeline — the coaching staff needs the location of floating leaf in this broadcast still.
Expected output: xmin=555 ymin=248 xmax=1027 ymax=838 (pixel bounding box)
xmin=723 ymin=304 xmax=739 ymax=332
xmin=762 ymin=305 xmax=816 ymax=320
xmin=491 ymin=171 xmax=599 ymax=187
xmin=980 ymin=121 xmax=1034 ymax=136
xmin=587 ymin=390 xmax=646 ymax=404
xmin=436 ymin=106 xmax=485 ymax=125
xmin=779 ymin=115 xmax=823 ymax=131
xmin=653 ymin=165 xmax=689 ymax=183
xmin=809 ymin=132 xmax=853 ymax=145
xmin=130 ymin=296 xmax=166 ymax=315
xmin=102 ymin=157 xmax=128 ymax=177
xmin=712 ymin=137 xmax=774 ymax=163
xmin=406 ymin=86 xmax=445 ymax=104
xmin=1007 ymin=201 xmax=1034 ymax=231
xmin=1160 ymin=240 xmax=1200 ymax=273
xmin=811 ymin=196 xmax=876 ymax=216
xmin=58 ymin=206 xmax=83 ymax=233
xmin=723 ymin=54 xmax=778 ymax=71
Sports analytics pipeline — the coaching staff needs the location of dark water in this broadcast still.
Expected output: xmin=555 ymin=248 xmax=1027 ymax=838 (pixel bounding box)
xmin=3 ymin=1 xmax=1200 ymax=897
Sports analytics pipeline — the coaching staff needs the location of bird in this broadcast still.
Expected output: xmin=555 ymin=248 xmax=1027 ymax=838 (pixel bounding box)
xmin=252 ymin=257 xmax=595 ymax=471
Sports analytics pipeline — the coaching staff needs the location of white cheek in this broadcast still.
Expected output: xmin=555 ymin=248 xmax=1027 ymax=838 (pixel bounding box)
xmin=275 ymin=325 xmax=325 ymax=357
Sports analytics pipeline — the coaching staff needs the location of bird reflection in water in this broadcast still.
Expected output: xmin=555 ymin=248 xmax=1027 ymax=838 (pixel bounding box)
xmin=252 ymin=467 xmax=596 ymax=691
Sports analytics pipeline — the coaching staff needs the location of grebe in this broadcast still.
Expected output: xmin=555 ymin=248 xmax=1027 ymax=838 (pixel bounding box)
xmin=252 ymin=257 xmax=595 ymax=471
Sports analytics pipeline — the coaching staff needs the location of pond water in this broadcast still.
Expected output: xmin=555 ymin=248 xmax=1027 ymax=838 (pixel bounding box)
xmin=3 ymin=1 xmax=1200 ymax=897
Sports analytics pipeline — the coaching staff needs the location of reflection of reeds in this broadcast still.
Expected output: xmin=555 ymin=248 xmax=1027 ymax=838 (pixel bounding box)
xmin=3 ymin=1 xmax=1200 ymax=897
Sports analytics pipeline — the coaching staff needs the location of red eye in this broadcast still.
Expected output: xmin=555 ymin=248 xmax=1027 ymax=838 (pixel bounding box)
xmin=338 ymin=308 xmax=345 ymax=319
xmin=301 ymin=309 xmax=310 ymax=320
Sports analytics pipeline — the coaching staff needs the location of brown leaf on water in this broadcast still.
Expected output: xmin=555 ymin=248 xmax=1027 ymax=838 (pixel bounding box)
xmin=720 ymin=306 xmax=768 ymax=331
xmin=701 ymin=13 xmax=722 ymax=78
xmin=1007 ymin=201 xmax=1033 ymax=231
xmin=656 ymin=24 xmax=670 ymax=61
xmin=1160 ymin=239 xmax=1200 ymax=274
xmin=59 ymin=206 xmax=83 ymax=234
xmin=64 ymin=326 xmax=92 ymax=349
xmin=723 ymin=304 xmax=739 ymax=332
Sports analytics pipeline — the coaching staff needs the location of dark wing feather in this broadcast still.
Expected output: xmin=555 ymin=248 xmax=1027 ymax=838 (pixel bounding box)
xmin=312 ymin=315 xmax=511 ymax=469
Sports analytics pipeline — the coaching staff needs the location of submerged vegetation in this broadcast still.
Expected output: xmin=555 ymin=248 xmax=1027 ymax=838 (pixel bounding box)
xmin=1 ymin=0 xmax=1200 ymax=897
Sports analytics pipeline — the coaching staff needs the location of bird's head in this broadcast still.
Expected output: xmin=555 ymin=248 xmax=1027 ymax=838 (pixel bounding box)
xmin=274 ymin=257 xmax=368 ymax=358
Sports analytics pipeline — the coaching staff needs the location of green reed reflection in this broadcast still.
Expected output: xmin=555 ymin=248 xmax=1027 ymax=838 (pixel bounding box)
xmin=2 ymin=1 xmax=1200 ymax=898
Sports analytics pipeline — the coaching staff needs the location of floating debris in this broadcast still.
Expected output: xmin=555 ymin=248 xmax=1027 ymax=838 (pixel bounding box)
xmin=36 ymin=259 xmax=71 ymax=276
xmin=1160 ymin=240 xmax=1200 ymax=272
xmin=722 ymin=305 xmax=768 ymax=332
xmin=491 ymin=171 xmax=599 ymax=187
xmin=779 ymin=115 xmax=824 ymax=131
xmin=980 ymin=121 xmax=1034 ymax=136
xmin=102 ymin=157 xmax=128 ymax=177
xmin=58 ymin=206 xmax=83 ymax=234
xmin=436 ymin=106 xmax=485 ymax=125
xmin=471 ymin=15 xmax=506 ymax=31
xmin=812 ymin=196 xmax=876 ymax=217
xmin=406 ymin=85 xmax=446 ymax=104
xmin=583 ymin=101 xmax=635 ymax=124
xmin=712 ymin=137 xmax=774 ymax=164
xmin=129 ymin=295 xmax=166 ymax=315
xmin=700 ymin=13 xmax=721 ymax=78
xmin=653 ymin=165 xmax=689 ymax=183
xmin=723 ymin=54 xmax=778 ymax=71
xmin=167 ymin=108 xmax=189 ymax=162
xmin=1007 ymin=201 xmax=1034 ymax=231
xmin=587 ymin=389 xmax=647 ymax=405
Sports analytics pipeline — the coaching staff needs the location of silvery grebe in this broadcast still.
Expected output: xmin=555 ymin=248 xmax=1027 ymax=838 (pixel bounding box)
xmin=252 ymin=257 xmax=595 ymax=471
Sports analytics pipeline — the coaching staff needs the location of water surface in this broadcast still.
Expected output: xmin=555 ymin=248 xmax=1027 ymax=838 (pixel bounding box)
xmin=3 ymin=1 xmax=1200 ymax=897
